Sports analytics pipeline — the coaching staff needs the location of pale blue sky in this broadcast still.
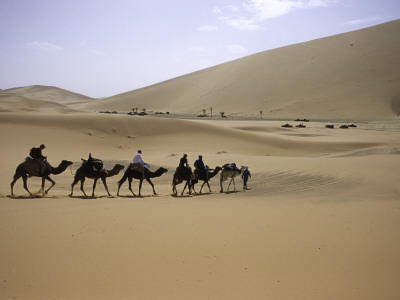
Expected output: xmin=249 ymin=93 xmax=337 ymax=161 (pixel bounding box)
xmin=1 ymin=0 xmax=399 ymax=98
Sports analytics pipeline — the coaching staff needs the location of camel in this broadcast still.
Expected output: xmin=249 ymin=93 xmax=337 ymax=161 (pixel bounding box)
xmin=70 ymin=163 xmax=124 ymax=197
xmin=190 ymin=166 xmax=222 ymax=194
xmin=172 ymin=167 xmax=193 ymax=196
xmin=117 ymin=166 xmax=168 ymax=197
xmin=220 ymin=165 xmax=246 ymax=193
xmin=10 ymin=158 xmax=73 ymax=196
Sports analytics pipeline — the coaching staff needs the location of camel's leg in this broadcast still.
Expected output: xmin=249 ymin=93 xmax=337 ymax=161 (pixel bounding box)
xmin=232 ymin=177 xmax=236 ymax=190
xmin=227 ymin=177 xmax=235 ymax=191
xmin=128 ymin=177 xmax=136 ymax=196
xmin=138 ymin=179 xmax=143 ymax=196
xmin=70 ymin=178 xmax=79 ymax=197
xmin=22 ymin=175 xmax=33 ymax=196
xmin=191 ymin=183 xmax=197 ymax=194
xmin=220 ymin=178 xmax=224 ymax=193
xmin=39 ymin=177 xmax=45 ymax=196
xmin=200 ymin=181 xmax=211 ymax=193
xmin=92 ymin=178 xmax=98 ymax=197
xmin=80 ymin=178 xmax=88 ymax=197
xmin=146 ymin=178 xmax=156 ymax=195
xmin=172 ymin=183 xmax=177 ymax=195
xmin=44 ymin=176 xmax=56 ymax=195
xmin=182 ymin=180 xmax=191 ymax=196
xmin=10 ymin=173 xmax=22 ymax=196
xmin=181 ymin=182 xmax=187 ymax=196
xmin=188 ymin=180 xmax=192 ymax=195
xmin=117 ymin=179 xmax=124 ymax=196
xmin=101 ymin=177 xmax=111 ymax=196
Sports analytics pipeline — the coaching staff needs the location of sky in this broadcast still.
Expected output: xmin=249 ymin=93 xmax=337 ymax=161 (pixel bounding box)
xmin=0 ymin=0 xmax=399 ymax=98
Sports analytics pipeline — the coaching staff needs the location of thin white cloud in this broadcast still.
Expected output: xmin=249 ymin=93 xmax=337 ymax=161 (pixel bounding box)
xmin=227 ymin=44 xmax=246 ymax=54
xmin=26 ymin=41 xmax=62 ymax=51
xmin=342 ymin=16 xmax=381 ymax=26
xmin=214 ymin=0 xmax=340 ymax=30
xmin=198 ymin=25 xmax=219 ymax=32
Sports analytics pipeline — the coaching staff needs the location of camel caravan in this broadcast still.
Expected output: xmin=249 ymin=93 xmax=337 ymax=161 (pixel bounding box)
xmin=10 ymin=146 xmax=251 ymax=197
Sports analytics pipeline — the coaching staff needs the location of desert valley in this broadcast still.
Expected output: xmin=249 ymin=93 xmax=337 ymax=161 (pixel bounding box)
xmin=0 ymin=20 xmax=400 ymax=299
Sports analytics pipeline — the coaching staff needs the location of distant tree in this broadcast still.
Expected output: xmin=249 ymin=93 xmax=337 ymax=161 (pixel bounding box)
xmin=202 ymin=108 xmax=206 ymax=115
xmin=260 ymin=111 xmax=263 ymax=119
xmin=220 ymin=112 xmax=225 ymax=118
xmin=210 ymin=107 xmax=213 ymax=117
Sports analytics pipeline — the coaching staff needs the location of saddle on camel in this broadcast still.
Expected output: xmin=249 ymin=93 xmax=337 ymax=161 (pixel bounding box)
xmin=81 ymin=153 xmax=104 ymax=172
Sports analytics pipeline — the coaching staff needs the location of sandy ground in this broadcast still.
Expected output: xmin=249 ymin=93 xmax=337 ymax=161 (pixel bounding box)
xmin=1 ymin=110 xmax=400 ymax=300
xmin=1 ymin=19 xmax=400 ymax=300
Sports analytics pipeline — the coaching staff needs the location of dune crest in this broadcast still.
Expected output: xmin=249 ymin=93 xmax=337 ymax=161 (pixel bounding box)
xmin=80 ymin=20 xmax=400 ymax=120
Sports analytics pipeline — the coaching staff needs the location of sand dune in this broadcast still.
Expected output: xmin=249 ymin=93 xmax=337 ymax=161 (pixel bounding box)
xmin=80 ymin=20 xmax=400 ymax=120
xmin=1 ymin=21 xmax=400 ymax=300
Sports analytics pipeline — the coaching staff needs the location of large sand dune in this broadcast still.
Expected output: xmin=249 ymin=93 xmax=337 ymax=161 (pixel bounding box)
xmin=79 ymin=20 xmax=400 ymax=120
xmin=1 ymin=20 xmax=400 ymax=299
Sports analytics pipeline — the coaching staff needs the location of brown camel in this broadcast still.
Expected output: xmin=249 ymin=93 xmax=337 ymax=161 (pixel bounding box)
xmin=70 ymin=163 xmax=124 ymax=197
xmin=191 ymin=166 xmax=222 ymax=194
xmin=117 ymin=166 xmax=168 ymax=196
xmin=172 ymin=167 xmax=193 ymax=196
xmin=10 ymin=158 xmax=73 ymax=196
xmin=220 ymin=165 xmax=246 ymax=193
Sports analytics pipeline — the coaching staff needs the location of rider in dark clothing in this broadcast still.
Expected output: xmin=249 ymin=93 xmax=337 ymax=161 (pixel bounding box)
xmin=179 ymin=154 xmax=188 ymax=168
xmin=194 ymin=155 xmax=207 ymax=180
xmin=30 ymin=144 xmax=46 ymax=160
xmin=177 ymin=154 xmax=190 ymax=177
xmin=29 ymin=144 xmax=47 ymax=174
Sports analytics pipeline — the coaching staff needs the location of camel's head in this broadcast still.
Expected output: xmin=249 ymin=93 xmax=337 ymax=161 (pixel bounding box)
xmin=160 ymin=167 xmax=168 ymax=174
xmin=62 ymin=160 xmax=73 ymax=166
xmin=115 ymin=164 xmax=125 ymax=171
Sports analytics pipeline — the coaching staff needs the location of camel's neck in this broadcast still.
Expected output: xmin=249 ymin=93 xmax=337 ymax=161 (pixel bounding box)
xmin=148 ymin=168 xmax=165 ymax=178
xmin=50 ymin=162 xmax=69 ymax=175
xmin=106 ymin=167 xmax=122 ymax=177
xmin=208 ymin=168 xmax=220 ymax=179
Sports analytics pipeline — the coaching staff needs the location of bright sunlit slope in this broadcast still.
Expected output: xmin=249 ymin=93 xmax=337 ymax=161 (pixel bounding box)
xmin=81 ymin=20 xmax=400 ymax=120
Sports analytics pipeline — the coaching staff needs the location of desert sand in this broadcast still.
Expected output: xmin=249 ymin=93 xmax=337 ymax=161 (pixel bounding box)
xmin=1 ymin=20 xmax=400 ymax=299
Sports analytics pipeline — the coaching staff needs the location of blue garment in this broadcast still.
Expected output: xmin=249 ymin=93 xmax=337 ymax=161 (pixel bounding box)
xmin=242 ymin=169 xmax=251 ymax=187
xmin=194 ymin=158 xmax=205 ymax=170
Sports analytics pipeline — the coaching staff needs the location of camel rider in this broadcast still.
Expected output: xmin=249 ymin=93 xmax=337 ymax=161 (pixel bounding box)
xmin=194 ymin=155 xmax=208 ymax=180
xmin=132 ymin=150 xmax=146 ymax=179
xmin=29 ymin=144 xmax=47 ymax=174
xmin=178 ymin=154 xmax=190 ymax=176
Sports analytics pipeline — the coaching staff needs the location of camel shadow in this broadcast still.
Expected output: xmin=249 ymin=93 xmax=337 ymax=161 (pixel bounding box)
xmin=117 ymin=194 xmax=156 ymax=198
xmin=68 ymin=195 xmax=116 ymax=200
xmin=171 ymin=193 xmax=193 ymax=198
xmin=7 ymin=194 xmax=43 ymax=199
xmin=220 ymin=190 xmax=240 ymax=194
xmin=192 ymin=192 xmax=213 ymax=197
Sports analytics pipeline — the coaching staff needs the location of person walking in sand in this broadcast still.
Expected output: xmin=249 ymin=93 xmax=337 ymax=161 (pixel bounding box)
xmin=132 ymin=150 xmax=146 ymax=179
xmin=242 ymin=166 xmax=251 ymax=190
